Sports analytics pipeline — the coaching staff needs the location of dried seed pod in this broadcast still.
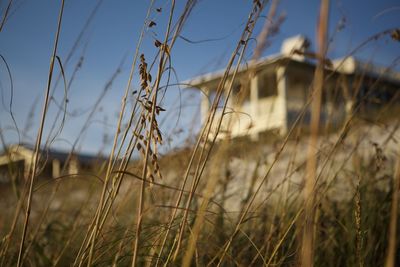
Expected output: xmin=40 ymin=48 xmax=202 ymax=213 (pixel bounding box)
xmin=147 ymin=170 xmax=154 ymax=185
xmin=155 ymin=40 xmax=162 ymax=47
xmin=391 ymin=29 xmax=400 ymax=41
xmin=148 ymin=21 xmax=156 ymax=28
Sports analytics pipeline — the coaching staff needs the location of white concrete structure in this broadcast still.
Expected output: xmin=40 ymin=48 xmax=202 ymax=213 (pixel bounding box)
xmin=0 ymin=144 xmax=103 ymax=183
xmin=186 ymin=36 xmax=400 ymax=139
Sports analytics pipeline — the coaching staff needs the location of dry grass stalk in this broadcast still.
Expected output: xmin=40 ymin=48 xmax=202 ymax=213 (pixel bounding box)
xmin=16 ymin=1 xmax=65 ymax=266
xmin=132 ymin=1 xmax=176 ymax=266
xmin=0 ymin=0 xmax=13 ymax=32
xmin=301 ymin=1 xmax=330 ymax=266
xmin=1 ymin=1 xmax=399 ymax=267
xmin=75 ymin=2 xmax=196 ymax=265
xmin=252 ymin=0 xmax=283 ymax=60
xmin=78 ymin=2 xmax=155 ymax=265
xmin=354 ymin=174 xmax=363 ymax=267
xmin=166 ymin=2 xmax=266 ymax=264
xmin=45 ymin=1 xmax=104 ymax=147
xmin=181 ymin=144 xmax=228 ymax=267
xmin=18 ymin=55 xmax=124 ymax=266
xmin=207 ymin=76 xmax=313 ymax=266
xmin=385 ymin=156 xmax=400 ymax=267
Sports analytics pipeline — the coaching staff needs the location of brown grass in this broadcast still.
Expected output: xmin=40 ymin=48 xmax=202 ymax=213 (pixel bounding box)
xmin=0 ymin=0 xmax=399 ymax=266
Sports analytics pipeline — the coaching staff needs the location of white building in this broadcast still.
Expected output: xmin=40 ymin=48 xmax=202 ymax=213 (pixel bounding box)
xmin=186 ymin=36 xmax=400 ymax=139
xmin=0 ymin=144 xmax=104 ymax=183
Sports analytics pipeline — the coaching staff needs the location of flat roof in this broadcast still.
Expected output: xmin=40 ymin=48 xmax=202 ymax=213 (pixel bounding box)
xmin=183 ymin=53 xmax=285 ymax=89
xmin=183 ymin=54 xmax=400 ymax=90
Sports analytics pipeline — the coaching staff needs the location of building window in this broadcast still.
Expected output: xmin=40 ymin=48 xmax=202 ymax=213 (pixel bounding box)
xmin=258 ymin=72 xmax=277 ymax=98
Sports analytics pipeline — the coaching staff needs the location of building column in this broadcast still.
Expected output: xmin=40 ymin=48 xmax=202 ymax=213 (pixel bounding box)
xmin=250 ymin=74 xmax=259 ymax=115
xmin=340 ymin=75 xmax=354 ymax=121
xmin=200 ymin=86 xmax=210 ymax=125
xmin=277 ymin=66 xmax=288 ymax=135
xmin=52 ymin=159 xmax=60 ymax=178
xmin=68 ymin=157 xmax=79 ymax=174
xmin=250 ymin=74 xmax=259 ymax=140
xmin=24 ymin=152 xmax=35 ymax=179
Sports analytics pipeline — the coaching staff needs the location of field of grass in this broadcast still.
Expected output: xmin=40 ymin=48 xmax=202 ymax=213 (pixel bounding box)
xmin=0 ymin=0 xmax=399 ymax=266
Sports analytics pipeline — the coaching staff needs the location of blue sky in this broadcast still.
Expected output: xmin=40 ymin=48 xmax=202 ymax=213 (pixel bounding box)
xmin=0 ymin=0 xmax=399 ymax=154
